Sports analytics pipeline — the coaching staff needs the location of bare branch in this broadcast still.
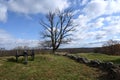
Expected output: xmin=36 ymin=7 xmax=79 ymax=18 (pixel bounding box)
xmin=39 ymin=8 xmax=76 ymax=53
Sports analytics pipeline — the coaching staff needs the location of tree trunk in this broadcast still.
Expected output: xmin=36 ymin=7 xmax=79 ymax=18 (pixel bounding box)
xmin=52 ymin=48 xmax=56 ymax=54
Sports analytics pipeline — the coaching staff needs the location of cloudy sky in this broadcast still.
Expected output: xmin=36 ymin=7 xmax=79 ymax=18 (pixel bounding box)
xmin=0 ymin=0 xmax=120 ymax=49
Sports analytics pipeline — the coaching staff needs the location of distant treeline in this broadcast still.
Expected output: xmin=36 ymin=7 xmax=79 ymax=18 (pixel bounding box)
xmin=0 ymin=48 xmax=97 ymax=57
xmin=1 ymin=39 xmax=120 ymax=57
xmin=57 ymin=48 xmax=97 ymax=53
xmin=0 ymin=49 xmax=41 ymax=57
xmin=97 ymin=45 xmax=120 ymax=55
xmin=95 ymin=40 xmax=120 ymax=55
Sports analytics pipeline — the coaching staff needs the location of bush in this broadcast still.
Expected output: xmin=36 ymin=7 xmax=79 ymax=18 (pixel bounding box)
xmin=102 ymin=40 xmax=120 ymax=55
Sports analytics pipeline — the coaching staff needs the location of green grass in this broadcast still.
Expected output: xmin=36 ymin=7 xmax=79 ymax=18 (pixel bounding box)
xmin=0 ymin=54 xmax=105 ymax=80
xmin=73 ymin=53 xmax=120 ymax=64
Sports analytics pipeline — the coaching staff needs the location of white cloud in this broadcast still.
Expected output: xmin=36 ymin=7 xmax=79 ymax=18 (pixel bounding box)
xmin=13 ymin=39 xmax=39 ymax=49
xmin=0 ymin=29 xmax=39 ymax=49
xmin=0 ymin=0 xmax=69 ymax=22
xmin=0 ymin=29 xmax=12 ymax=39
xmin=107 ymin=16 xmax=120 ymax=25
xmin=81 ymin=0 xmax=88 ymax=6
xmin=73 ymin=0 xmax=89 ymax=6
xmin=76 ymin=0 xmax=120 ymax=26
xmin=83 ymin=0 xmax=120 ymax=19
xmin=0 ymin=4 xmax=7 ymax=22
xmin=68 ymin=0 xmax=120 ymax=47
xmin=102 ymin=16 xmax=120 ymax=35
xmin=89 ymin=18 xmax=104 ymax=28
xmin=72 ymin=15 xmax=89 ymax=41
xmin=6 ymin=0 xmax=69 ymax=14
xmin=106 ymin=0 xmax=120 ymax=14
xmin=83 ymin=0 xmax=107 ymax=19
xmin=103 ymin=25 xmax=120 ymax=35
xmin=1 ymin=0 xmax=120 ymax=48
xmin=75 ymin=15 xmax=89 ymax=26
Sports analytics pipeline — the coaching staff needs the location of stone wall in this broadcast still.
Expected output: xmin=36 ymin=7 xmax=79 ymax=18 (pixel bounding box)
xmin=56 ymin=53 xmax=120 ymax=80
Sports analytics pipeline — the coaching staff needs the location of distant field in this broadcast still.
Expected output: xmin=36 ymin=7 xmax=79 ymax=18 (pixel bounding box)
xmin=0 ymin=54 xmax=106 ymax=80
xmin=73 ymin=53 xmax=120 ymax=64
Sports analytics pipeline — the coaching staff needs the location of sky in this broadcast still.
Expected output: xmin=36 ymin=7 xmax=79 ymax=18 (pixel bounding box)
xmin=0 ymin=0 xmax=120 ymax=49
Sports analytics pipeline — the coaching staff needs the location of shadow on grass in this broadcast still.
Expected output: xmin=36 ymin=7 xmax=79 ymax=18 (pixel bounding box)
xmin=7 ymin=57 xmax=34 ymax=64
xmin=98 ymin=72 xmax=110 ymax=80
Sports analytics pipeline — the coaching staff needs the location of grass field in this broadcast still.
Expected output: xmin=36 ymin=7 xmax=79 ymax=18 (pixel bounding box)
xmin=73 ymin=53 xmax=120 ymax=64
xmin=0 ymin=54 xmax=106 ymax=80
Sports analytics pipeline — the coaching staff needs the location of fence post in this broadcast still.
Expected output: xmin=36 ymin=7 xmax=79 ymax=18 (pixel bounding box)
xmin=24 ymin=51 xmax=28 ymax=64
xmin=31 ymin=50 xmax=35 ymax=61
xmin=16 ymin=51 xmax=18 ymax=62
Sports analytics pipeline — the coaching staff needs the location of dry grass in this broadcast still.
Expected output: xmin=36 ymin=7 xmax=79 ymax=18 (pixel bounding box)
xmin=0 ymin=54 xmax=106 ymax=80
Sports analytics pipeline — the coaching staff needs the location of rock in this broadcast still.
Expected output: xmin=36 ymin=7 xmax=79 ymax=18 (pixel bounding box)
xmin=65 ymin=54 xmax=120 ymax=80
xmin=69 ymin=55 xmax=74 ymax=59
xmin=66 ymin=54 xmax=72 ymax=58
xmin=106 ymin=62 xmax=116 ymax=69
xmin=108 ymin=68 xmax=120 ymax=80
xmin=100 ymin=62 xmax=106 ymax=69
xmin=107 ymin=62 xmax=114 ymax=69
xmin=89 ymin=60 xmax=101 ymax=67
xmin=77 ymin=57 xmax=89 ymax=64
xmin=118 ymin=65 xmax=120 ymax=68
xmin=63 ymin=53 xmax=67 ymax=56
xmin=72 ymin=56 xmax=78 ymax=61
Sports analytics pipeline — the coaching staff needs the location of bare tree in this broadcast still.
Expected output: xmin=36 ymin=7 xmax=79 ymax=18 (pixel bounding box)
xmin=40 ymin=9 xmax=76 ymax=53
xmin=103 ymin=39 xmax=120 ymax=47
xmin=39 ymin=41 xmax=52 ymax=49
xmin=102 ymin=39 xmax=120 ymax=55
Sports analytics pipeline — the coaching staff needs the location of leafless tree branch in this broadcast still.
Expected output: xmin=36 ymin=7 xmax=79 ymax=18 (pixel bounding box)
xmin=40 ymin=8 xmax=76 ymax=53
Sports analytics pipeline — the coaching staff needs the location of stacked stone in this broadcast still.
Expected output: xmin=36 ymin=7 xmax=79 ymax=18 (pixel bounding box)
xmin=62 ymin=54 xmax=120 ymax=80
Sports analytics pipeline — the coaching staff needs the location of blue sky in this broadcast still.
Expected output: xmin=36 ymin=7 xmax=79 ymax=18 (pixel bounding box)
xmin=1 ymin=12 xmax=41 ymax=39
xmin=0 ymin=0 xmax=120 ymax=49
